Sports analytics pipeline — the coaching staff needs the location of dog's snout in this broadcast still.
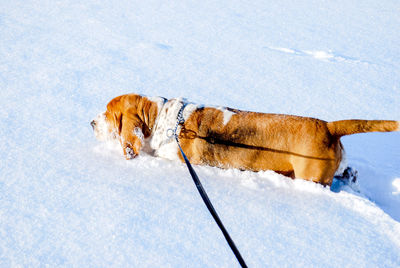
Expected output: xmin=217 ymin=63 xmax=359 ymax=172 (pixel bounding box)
xmin=90 ymin=120 xmax=96 ymax=129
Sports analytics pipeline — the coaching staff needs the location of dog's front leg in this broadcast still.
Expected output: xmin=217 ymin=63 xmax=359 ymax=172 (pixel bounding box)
xmin=120 ymin=115 xmax=144 ymax=159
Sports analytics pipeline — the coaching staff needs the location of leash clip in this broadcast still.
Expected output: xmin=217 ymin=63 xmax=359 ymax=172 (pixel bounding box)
xmin=166 ymin=128 xmax=175 ymax=139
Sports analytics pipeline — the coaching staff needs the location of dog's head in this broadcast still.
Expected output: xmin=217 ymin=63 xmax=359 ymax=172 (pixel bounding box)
xmin=91 ymin=94 xmax=165 ymax=158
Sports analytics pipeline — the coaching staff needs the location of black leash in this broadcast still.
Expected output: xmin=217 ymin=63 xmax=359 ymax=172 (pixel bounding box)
xmin=172 ymin=104 xmax=247 ymax=268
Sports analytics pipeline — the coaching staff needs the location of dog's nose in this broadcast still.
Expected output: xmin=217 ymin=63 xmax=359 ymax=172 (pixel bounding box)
xmin=90 ymin=120 xmax=96 ymax=129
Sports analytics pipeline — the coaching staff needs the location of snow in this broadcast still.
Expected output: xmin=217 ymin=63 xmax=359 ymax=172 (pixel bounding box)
xmin=393 ymin=179 xmax=400 ymax=195
xmin=1 ymin=0 xmax=400 ymax=267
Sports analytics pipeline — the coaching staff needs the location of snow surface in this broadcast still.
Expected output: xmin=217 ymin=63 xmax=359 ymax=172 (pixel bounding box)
xmin=1 ymin=0 xmax=400 ymax=267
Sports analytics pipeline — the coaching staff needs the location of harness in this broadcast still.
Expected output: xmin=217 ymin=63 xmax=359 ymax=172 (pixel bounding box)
xmin=170 ymin=103 xmax=247 ymax=268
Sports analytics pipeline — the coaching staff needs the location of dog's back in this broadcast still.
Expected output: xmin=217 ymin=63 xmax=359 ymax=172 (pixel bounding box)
xmin=179 ymin=106 xmax=399 ymax=185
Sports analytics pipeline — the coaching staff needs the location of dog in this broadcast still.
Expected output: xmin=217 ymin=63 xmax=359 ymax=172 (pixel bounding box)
xmin=91 ymin=94 xmax=399 ymax=186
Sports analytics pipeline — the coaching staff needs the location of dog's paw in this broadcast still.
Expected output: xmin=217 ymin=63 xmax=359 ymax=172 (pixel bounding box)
xmin=332 ymin=167 xmax=360 ymax=193
xmin=124 ymin=145 xmax=137 ymax=159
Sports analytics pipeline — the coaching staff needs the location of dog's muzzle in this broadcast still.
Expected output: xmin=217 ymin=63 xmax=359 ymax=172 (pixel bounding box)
xmin=91 ymin=112 xmax=115 ymax=141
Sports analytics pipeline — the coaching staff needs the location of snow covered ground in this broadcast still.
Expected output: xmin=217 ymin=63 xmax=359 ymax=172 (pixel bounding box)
xmin=1 ymin=0 xmax=400 ymax=267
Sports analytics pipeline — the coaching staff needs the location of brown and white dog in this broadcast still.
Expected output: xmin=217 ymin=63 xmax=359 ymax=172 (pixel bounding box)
xmin=91 ymin=93 xmax=399 ymax=186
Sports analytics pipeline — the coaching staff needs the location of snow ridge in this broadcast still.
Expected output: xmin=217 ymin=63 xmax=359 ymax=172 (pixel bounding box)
xmin=266 ymin=46 xmax=371 ymax=64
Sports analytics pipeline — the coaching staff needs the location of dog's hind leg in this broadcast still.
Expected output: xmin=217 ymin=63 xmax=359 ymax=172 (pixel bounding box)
xmin=292 ymin=158 xmax=338 ymax=186
xmin=332 ymin=167 xmax=360 ymax=192
xmin=334 ymin=167 xmax=358 ymax=183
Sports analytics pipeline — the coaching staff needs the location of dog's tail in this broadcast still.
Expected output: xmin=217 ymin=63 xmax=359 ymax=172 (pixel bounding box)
xmin=327 ymin=120 xmax=400 ymax=137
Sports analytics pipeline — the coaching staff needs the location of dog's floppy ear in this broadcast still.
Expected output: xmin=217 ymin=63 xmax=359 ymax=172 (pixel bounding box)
xmin=105 ymin=97 xmax=124 ymax=136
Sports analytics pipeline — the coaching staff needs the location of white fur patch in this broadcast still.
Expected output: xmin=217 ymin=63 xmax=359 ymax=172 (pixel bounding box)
xmin=149 ymin=98 xmax=198 ymax=160
xmin=217 ymin=106 xmax=236 ymax=126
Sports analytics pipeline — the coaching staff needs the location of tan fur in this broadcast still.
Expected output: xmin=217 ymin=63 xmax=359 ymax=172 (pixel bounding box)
xmin=327 ymin=120 xmax=399 ymax=137
xmin=93 ymin=94 xmax=399 ymax=186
